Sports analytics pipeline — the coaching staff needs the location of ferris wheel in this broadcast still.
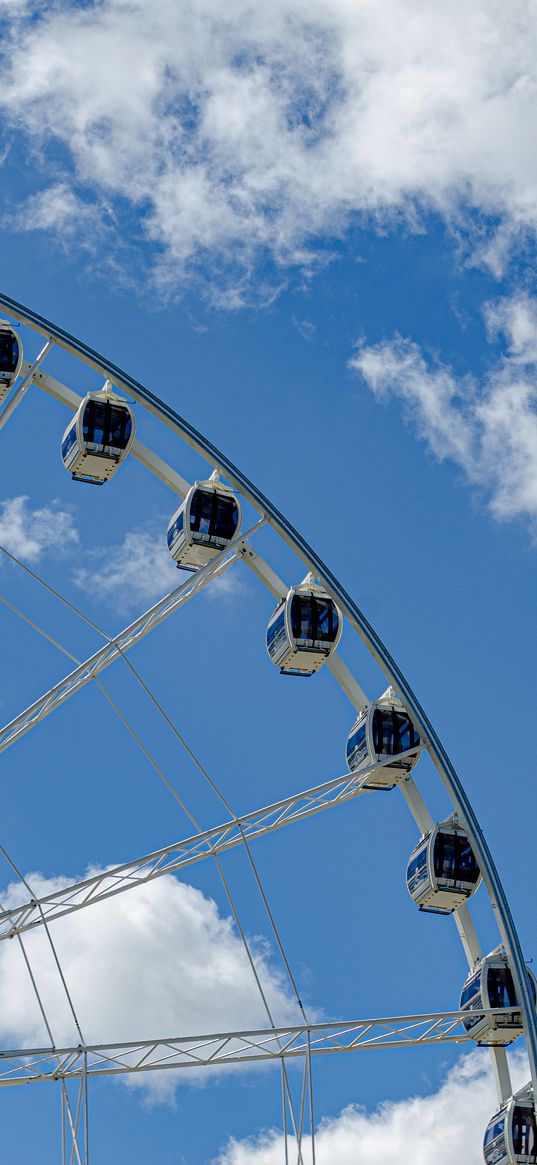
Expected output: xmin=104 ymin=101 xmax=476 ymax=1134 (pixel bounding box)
xmin=0 ymin=291 xmax=535 ymax=1164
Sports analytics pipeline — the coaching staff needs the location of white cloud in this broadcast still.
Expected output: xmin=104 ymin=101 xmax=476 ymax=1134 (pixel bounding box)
xmin=2 ymin=1 xmax=537 ymax=293
xmin=349 ymin=293 xmax=537 ymax=529
xmin=0 ymin=870 xmax=300 ymax=1102
xmin=350 ymin=335 xmax=475 ymax=466
xmin=293 ymin=318 xmax=317 ymax=341
xmin=73 ymin=527 xmax=245 ymax=612
xmin=215 ymin=1049 xmax=530 ymax=1165
xmin=7 ymin=183 xmax=108 ymax=243
xmin=0 ymin=0 xmax=30 ymax=12
xmin=73 ymin=529 xmax=179 ymax=611
xmin=205 ymin=569 xmax=246 ymax=601
xmin=484 ymin=294 xmax=537 ymax=365
xmin=0 ymin=495 xmax=78 ymax=562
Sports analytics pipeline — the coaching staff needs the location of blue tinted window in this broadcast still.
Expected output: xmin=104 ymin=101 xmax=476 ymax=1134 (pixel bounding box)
xmin=460 ymin=972 xmax=483 ymax=1030
xmin=461 ymin=974 xmax=481 ymax=1009
xmin=487 ymin=967 xmax=517 ymax=1010
xmin=407 ymin=847 xmax=428 ymax=887
xmin=290 ymin=595 xmax=339 ymax=645
xmin=396 ymin=711 xmax=419 ymax=752
xmin=108 ymin=405 xmax=131 ymax=446
xmin=190 ymin=489 xmax=213 ymax=534
xmin=457 ymin=836 xmax=480 ymax=880
xmin=0 ymin=331 xmax=18 ymax=372
xmin=512 ymin=1106 xmax=536 ymax=1157
xmin=346 ymin=721 xmax=368 ymax=770
xmin=214 ymin=495 xmax=238 ymax=539
xmin=83 ymin=401 xmax=106 ymax=444
xmin=267 ymin=608 xmax=287 ymax=658
xmin=317 ymin=599 xmax=338 ymax=640
xmin=82 ymin=399 xmax=132 ymax=450
xmin=291 ymin=596 xmax=314 ymax=641
xmin=61 ymin=424 xmax=78 ymax=460
xmin=167 ymin=508 xmax=184 ymax=547
xmin=372 ymin=708 xmax=419 ymax=757
xmin=433 ymin=832 xmax=480 ymax=885
xmin=189 ymin=489 xmax=239 ymax=543
xmin=484 ymin=1112 xmax=506 ymax=1165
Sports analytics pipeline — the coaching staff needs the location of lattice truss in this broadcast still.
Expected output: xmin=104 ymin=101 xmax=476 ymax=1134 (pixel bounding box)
xmin=0 ymin=1011 xmax=514 ymax=1088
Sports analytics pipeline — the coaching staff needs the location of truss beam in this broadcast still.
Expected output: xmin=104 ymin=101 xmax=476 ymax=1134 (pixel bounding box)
xmin=0 ymin=1010 xmax=508 ymax=1087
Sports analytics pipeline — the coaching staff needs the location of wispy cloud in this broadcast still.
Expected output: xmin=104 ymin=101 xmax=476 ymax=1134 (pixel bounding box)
xmin=73 ymin=530 xmax=179 ymax=611
xmin=293 ymin=318 xmax=317 ymax=341
xmin=2 ymin=2 xmax=537 ymax=296
xmin=484 ymin=293 xmax=537 ymax=365
xmin=5 ymin=183 xmax=110 ymax=247
xmin=73 ymin=527 xmax=245 ymax=612
xmin=0 ymin=869 xmax=300 ymax=1103
xmin=215 ymin=1048 xmax=529 ymax=1165
xmin=349 ymin=292 xmax=537 ymax=531
xmin=0 ymin=495 xmax=78 ymax=562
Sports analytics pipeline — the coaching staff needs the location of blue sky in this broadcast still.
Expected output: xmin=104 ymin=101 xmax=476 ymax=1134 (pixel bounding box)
xmin=0 ymin=2 xmax=536 ymax=1162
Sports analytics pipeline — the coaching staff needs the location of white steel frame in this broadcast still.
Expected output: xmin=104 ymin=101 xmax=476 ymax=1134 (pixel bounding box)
xmin=0 ymin=1011 xmax=516 ymax=1088
xmin=0 ymin=291 xmax=535 ymax=1145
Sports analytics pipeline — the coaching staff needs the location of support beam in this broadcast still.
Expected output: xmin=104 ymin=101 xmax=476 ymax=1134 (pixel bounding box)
xmin=130 ymin=437 xmax=190 ymax=497
xmin=0 ymin=1010 xmax=506 ymax=1087
xmin=327 ymin=653 xmax=368 ymax=714
xmin=453 ymin=903 xmax=482 ymax=968
xmin=400 ymin=775 xmax=434 ymax=834
xmin=238 ymin=539 xmax=286 ymax=599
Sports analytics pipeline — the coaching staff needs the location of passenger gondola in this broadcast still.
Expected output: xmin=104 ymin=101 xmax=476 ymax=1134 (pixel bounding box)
xmin=61 ymin=385 xmax=135 ymax=484
xmin=484 ymin=1092 xmax=536 ymax=1165
xmin=345 ymin=690 xmax=421 ymax=789
xmin=0 ymin=321 xmax=23 ymax=403
xmin=166 ymin=472 xmax=242 ymax=570
xmin=460 ymin=948 xmax=537 ymax=1045
xmin=266 ymin=575 xmax=342 ymax=676
xmin=406 ymin=817 xmax=481 ymax=913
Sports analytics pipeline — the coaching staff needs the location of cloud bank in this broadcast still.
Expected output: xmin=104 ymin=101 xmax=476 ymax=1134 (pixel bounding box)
xmin=0 ymin=872 xmax=529 ymax=1142
xmin=2 ymin=1 xmax=537 ymax=294
xmin=350 ymin=293 xmax=537 ymax=530
xmin=215 ymin=1048 xmax=529 ymax=1165
xmin=0 ymin=870 xmax=300 ymax=1101
xmin=0 ymin=495 xmax=78 ymax=562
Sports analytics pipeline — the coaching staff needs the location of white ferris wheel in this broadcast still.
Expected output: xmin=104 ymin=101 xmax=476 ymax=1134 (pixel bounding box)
xmin=0 ymin=291 xmax=535 ymax=1165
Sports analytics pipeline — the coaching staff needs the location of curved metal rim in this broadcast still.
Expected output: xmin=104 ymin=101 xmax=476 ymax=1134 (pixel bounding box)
xmin=1 ymin=289 xmax=535 ymax=1100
